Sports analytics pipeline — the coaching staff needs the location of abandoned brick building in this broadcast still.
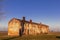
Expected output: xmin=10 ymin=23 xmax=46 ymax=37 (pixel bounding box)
xmin=8 ymin=17 xmax=49 ymax=36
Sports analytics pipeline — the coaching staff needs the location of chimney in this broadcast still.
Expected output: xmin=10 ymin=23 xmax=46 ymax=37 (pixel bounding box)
xmin=22 ymin=16 xmax=25 ymax=21
xmin=30 ymin=19 xmax=32 ymax=23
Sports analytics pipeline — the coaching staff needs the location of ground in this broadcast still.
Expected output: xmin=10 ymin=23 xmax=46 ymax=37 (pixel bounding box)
xmin=0 ymin=31 xmax=60 ymax=40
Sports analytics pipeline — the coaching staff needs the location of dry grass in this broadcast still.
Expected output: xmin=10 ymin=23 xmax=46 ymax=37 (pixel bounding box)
xmin=0 ymin=31 xmax=60 ymax=40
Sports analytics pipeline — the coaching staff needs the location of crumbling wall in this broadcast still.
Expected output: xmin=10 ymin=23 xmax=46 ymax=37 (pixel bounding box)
xmin=8 ymin=17 xmax=49 ymax=36
xmin=8 ymin=18 xmax=21 ymax=36
xmin=41 ymin=25 xmax=49 ymax=34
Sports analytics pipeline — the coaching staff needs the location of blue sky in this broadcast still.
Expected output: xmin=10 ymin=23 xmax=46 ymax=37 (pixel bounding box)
xmin=0 ymin=0 xmax=60 ymax=31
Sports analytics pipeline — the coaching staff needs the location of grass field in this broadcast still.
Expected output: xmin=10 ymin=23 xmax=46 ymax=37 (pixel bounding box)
xmin=0 ymin=32 xmax=60 ymax=40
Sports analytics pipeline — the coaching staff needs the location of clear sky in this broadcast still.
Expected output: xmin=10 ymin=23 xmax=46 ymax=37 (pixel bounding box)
xmin=0 ymin=0 xmax=60 ymax=31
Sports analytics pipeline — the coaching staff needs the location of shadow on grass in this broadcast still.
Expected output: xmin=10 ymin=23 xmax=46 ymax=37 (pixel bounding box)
xmin=56 ymin=36 xmax=60 ymax=39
